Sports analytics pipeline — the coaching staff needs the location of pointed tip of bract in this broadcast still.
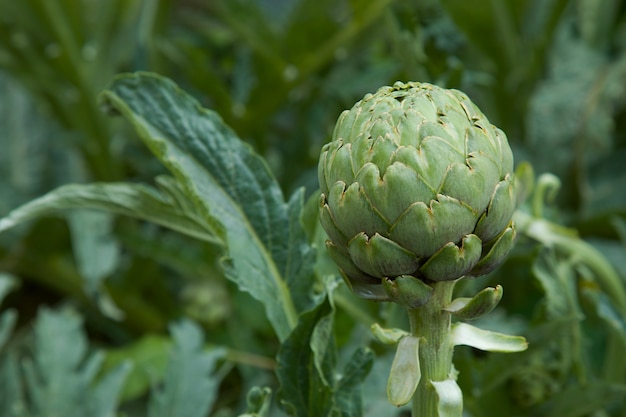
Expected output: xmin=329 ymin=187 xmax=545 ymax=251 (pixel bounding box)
xmin=470 ymin=223 xmax=516 ymax=276
xmin=419 ymin=234 xmax=482 ymax=281
xmin=474 ymin=176 xmax=516 ymax=242
xmin=445 ymin=285 xmax=503 ymax=320
xmin=348 ymin=233 xmax=420 ymax=278
xmin=383 ymin=275 xmax=433 ymax=308
xmin=326 ymin=241 xmax=379 ymax=285
xmin=319 ymin=194 xmax=348 ymax=247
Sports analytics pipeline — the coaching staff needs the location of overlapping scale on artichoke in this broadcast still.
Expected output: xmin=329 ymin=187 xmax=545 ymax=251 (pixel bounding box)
xmin=318 ymin=81 xmax=516 ymax=303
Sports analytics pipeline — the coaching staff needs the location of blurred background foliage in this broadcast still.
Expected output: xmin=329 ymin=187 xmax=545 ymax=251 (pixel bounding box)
xmin=0 ymin=0 xmax=626 ymax=416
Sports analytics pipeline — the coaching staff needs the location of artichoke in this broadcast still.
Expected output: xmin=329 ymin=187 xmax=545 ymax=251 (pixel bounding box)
xmin=318 ymin=81 xmax=516 ymax=303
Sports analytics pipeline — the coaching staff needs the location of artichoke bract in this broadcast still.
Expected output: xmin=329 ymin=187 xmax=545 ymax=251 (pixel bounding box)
xmin=319 ymin=81 xmax=516 ymax=304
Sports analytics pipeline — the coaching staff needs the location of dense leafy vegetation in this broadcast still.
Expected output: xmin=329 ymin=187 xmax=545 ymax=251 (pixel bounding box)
xmin=0 ymin=0 xmax=625 ymax=416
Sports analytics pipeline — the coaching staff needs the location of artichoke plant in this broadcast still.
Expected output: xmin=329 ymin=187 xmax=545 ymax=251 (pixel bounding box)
xmin=319 ymin=81 xmax=516 ymax=305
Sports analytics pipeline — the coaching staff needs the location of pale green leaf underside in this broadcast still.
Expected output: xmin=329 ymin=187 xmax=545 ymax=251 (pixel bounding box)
xmin=452 ymin=322 xmax=528 ymax=352
xmin=0 ymin=180 xmax=219 ymax=244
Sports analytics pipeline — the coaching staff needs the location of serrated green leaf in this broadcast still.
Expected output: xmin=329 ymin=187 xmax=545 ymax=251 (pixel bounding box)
xmin=452 ymin=322 xmax=527 ymax=352
xmin=100 ymin=72 xmax=315 ymax=341
xmin=148 ymin=320 xmax=225 ymax=417
xmin=277 ymin=295 xmax=335 ymax=417
xmin=21 ymin=307 xmax=130 ymax=417
xmin=431 ymin=379 xmax=463 ymax=417
xmin=277 ymin=283 xmax=372 ymax=417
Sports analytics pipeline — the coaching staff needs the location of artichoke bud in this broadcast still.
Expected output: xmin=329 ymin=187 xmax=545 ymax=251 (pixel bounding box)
xmin=319 ymin=81 xmax=517 ymax=301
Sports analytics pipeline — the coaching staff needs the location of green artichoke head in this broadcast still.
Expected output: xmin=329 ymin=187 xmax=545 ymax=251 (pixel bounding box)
xmin=318 ymin=81 xmax=516 ymax=303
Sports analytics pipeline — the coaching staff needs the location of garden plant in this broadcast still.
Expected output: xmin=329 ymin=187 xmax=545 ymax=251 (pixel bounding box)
xmin=1 ymin=1 xmax=626 ymax=417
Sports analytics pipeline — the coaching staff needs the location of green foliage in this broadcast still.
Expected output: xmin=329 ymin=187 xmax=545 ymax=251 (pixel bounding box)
xmin=0 ymin=304 xmax=131 ymax=417
xmin=100 ymin=72 xmax=316 ymax=340
xmin=0 ymin=0 xmax=625 ymax=416
xmin=276 ymin=284 xmax=374 ymax=417
xmin=0 ymin=302 xmax=225 ymax=417
xmin=148 ymin=320 xmax=225 ymax=417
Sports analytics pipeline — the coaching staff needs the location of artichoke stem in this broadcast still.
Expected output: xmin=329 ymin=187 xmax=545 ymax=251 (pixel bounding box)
xmin=408 ymin=280 xmax=457 ymax=417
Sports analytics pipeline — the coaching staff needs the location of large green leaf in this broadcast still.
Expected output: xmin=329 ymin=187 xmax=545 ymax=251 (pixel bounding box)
xmin=277 ymin=294 xmax=335 ymax=417
xmin=0 ymin=72 xmax=316 ymax=341
xmin=99 ymin=73 xmax=315 ymax=340
xmin=276 ymin=287 xmax=374 ymax=417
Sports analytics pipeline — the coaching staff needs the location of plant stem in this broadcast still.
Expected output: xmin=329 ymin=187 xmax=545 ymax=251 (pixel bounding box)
xmin=408 ymin=280 xmax=457 ymax=417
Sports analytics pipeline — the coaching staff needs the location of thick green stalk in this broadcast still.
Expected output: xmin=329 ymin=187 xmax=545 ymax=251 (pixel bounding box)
xmin=409 ymin=280 xmax=457 ymax=417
